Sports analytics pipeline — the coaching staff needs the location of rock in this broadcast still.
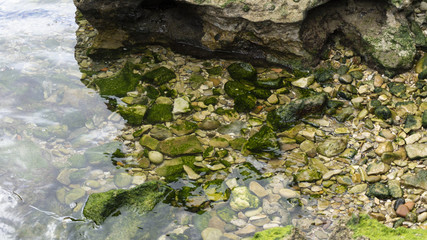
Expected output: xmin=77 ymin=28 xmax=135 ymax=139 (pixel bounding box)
xmin=76 ymin=0 xmax=416 ymax=73
xmin=418 ymin=212 xmax=427 ymax=223
xmin=348 ymin=184 xmax=368 ymax=194
xmin=279 ymin=189 xmax=299 ymax=199
xmin=323 ymin=169 xmax=343 ymax=180
xmin=118 ymin=105 xmax=147 ymax=125
xmin=150 ymin=125 xmax=172 ymax=140
xmin=394 ymin=198 xmax=405 ymax=211
xmin=367 ymin=182 xmax=390 ymax=200
xmin=139 ymin=135 xmax=159 ymax=150
xmin=366 ymin=162 xmax=390 ymax=175
xmin=316 ymin=137 xmax=348 ymax=157
xmin=405 ymin=201 xmax=415 ymax=211
xmin=234 ymin=94 xmax=257 ymax=113
xmin=148 ymin=151 xmax=164 ymax=164
xmin=183 ymin=165 xmax=201 ymax=180
xmin=199 ymin=119 xmax=221 ymax=130
xmin=295 ymin=169 xmax=322 ymax=182
xmin=339 ymin=74 xmax=353 ymax=84
xmin=94 ymin=62 xmax=140 ymax=97
xmin=65 ymin=188 xmax=86 ymax=205
xmin=374 ymin=106 xmax=392 ymax=120
xmin=267 ymin=94 xmax=327 ymax=130
xmin=422 ymin=111 xmax=427 ymax=128
xmin=234 ymin=224 xmax=257 ymax=236
xmin=227 ymin=62 xmax=257 ymax=83
xmin=141 ymin=67 xmax=176 ymax=86
xmin=291 ymin=75 xmax=314 ymax=88
xmin=396 ymin=205 xmax=410 ymax=218
xmin=155 ymin=157 xmax=194 ymax=180
xmin=114 ymin=172 xmax=132 ymax=188
xmin=388 ymin=82 xmax=406 ymax=97
xmin=201 ymin=227 xmax=222 ymax=240
xmin=245 ymin=125 xmax=280 ymax=158
xmin=402 ymin=170 xmax=427 ymax=190
xmin=84 ymin=142 xmax=122 ymax=165
xmin=252 ymin=226 xmax=293 ymax=240
xmin=249 ymin=181 xmax=268 ymax=198
xmin=223 ymin=81 xmax=251 ymax=99
xmin=83 ymin=181 xmax=171 ymax=224
xmin=229 ymin=186 xmax=259 ymax=211
xmin=157 ymin=135 xmax=203 ymax=156
xmin=145 ymin=104 xmax=173 ymax=124
xmin=404 ymin=115 xmax=422 ymax=131
xmin=388 ymin=179 xmax=403 ymax=198
xmin=405 ymin=144 xmax=427 ymax=159
xmin=173 ymin=97 xmax=191 ymax=114
xmin=171 ymin=120 xmax=198 ymax=136
xmin=375 ymin=142 xmax=393 ymax=156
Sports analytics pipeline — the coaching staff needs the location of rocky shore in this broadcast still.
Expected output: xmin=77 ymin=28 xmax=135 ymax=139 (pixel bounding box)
xmin=63 ymin=7 xmax=427 ymax=239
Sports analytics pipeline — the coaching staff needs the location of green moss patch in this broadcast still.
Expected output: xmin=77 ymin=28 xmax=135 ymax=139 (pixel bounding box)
xmin=95 ymin=62 xmax=140 ymax=97
xmin=252 ymin=226 xmax=293 ymax=240
xmin=145 ymin=104 xmax=173 ymax=124
xmin=348 ymin=214 xmax=427 ymax=240
xmin=141 ymin=67 xmax=176 ymax=86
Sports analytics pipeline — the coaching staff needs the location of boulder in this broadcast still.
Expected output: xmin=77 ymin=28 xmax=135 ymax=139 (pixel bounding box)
xmin=74 ymin=0 xmax=420 ymax=73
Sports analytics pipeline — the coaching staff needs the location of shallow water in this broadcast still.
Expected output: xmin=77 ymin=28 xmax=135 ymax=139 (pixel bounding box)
xmin=0 ymin=0 xmax=126 ymax=239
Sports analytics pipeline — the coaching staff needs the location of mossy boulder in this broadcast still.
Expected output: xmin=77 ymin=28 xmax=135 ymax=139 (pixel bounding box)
xmin=227 ymin=62 xmax=257 ymax=83
xmin=224 ymin=80 xmax=252 ymax=99
xmin=118 ymin=105 xmax=147 ymax=125
xmin=83 ymin=181 xmax=171 ymax=224
xmin=374 ymin=106 xmax=392 ymax=120
xmin=348 ymin=214 xmax=427 ymax=240
xmin=141 ymin=67 xmax=176 ymax=86
xmin=267 ymin=93 xmax=327 ymax=130
xmin=367 ymin=182 xmax=390 ymax=200
xmin=157 ymin=135 xmax=204 ymax=156
xmin=95 ymin=62 xmax=140 ymax=97
xmin=234 ymin=94 xmax=257 ymax=113
xmin=145 ymin=104 xmax=173 ymax=124
xmin=245 ymin=125 xmax=280 ymax=157
xmin=252 ymin=226 xmax=293 ymax=240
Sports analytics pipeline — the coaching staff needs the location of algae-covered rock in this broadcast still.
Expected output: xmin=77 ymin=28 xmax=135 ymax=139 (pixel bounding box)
xmin=83 ymin=181 xmax=171 ymax=225
xmin=95 ymin=62 xmax=140 ymax=97
xmin=139 ymin=135 xmax=159 ymax=150
xmin=294 ymin=168 xmax=322 ymax=182
xmin=245 ymin=126 xmax=280 ymax=157
xmin=405 ymin=143 xmax=427 ymax=159
xmin=118 ymin=105 xmax=147 ymax=125
xmin=224 ymin=81 xmax=252 ymax=99
xmin=252 ymin=226 xmax=293 ymax=240
xmin=234 ymin=94 xmax=256 ymax=113
xmin=401 ymin=170 xmax=427 ymax=190
xmin=157 ymin=135 xmax=203 ymax=156
xmin=267 ymin=93 xmax=327 ymax=130
xmin=422 ymin=110 xmax=427 ymax=128
xmin=348 ymin=214 xmax=427 ymax=240
xmin=367 ymin=182 xmax=390 ymax=200
xmin=171 ymin=120 xmax=198 ymax=136
xmin=374 ymin=106 xmax=392 ymax=120
xmin=227 ymin=62 xmax=257 ymax=83
xmin=145 ymin=104 xmax=173 ymax=124
xmin=316 ymin=137 xmax=348 ymax=157
xmin=229 ymin=186 xmax=259 ymax=211
xmin=141 ymin=67 xmax=176 ymax=86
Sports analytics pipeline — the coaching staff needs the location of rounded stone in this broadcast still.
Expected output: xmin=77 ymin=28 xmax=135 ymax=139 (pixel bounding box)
xmin=279 ymin=189 xmax=299 ymax=199
xmin=148 ymin=151 xmax=164 ymax=164
xmin=201 ymin=227 xmax=223 ymax=240
xmin=396 ymin=204 xmax=409 ymax=217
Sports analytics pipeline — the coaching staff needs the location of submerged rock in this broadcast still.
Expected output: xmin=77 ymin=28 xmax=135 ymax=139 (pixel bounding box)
xmin=141 ymin=67 xmax=176 ymax=86
xmin=94 ymin=62 xmax=140 ymax=97
xmin=316 ymin=137 xmax=348 ymax=157
xmin=145 ymin=104 xmax=173 ymax=124
xmin=227 ymin=62 xmax=257 ymax=83
xmin=229 ymin=186 xmax=259 ymax=211
xmin=245 ymin=126 xmax=280 ymax=158
xmin=267 ymin=94 xmax=327 ymax=130
xmin=118 ymin=105 xmax=147 ymax=125
xmin=157 ymin=135 xmax=203 ymax=157
xmin=83 ymin=181 xmax=171 ymax=224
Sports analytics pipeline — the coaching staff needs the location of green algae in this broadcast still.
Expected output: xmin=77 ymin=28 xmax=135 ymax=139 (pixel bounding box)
xmin=252 ymin=226 xmax=293 ymax=240
xmin=145 ymin=104 xmax=173 ymax=124
xmin=118 ymin=104 xmax=147 ymax=125
xmin=141 ymin=66 xmax=176 ymax=86
xmin=348 ymin=214 xmax=427 ymax=240
xmin=94 ymin=62 xmax=140 ymax=97
xmin=227 ymin=62 xmax=257 ymax=83
xmin=245 ymin=125 xmax=280 ymax=157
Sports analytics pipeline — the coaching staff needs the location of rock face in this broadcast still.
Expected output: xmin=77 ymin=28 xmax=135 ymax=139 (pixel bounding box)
xmin=74 ymin=0 xmax=421 ymax=73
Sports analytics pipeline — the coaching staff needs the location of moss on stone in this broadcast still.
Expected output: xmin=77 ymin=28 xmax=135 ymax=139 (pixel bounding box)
xmin=157 ymin=135 xmax=204 ymax=157
xmin=203 ymin=96 xmax=218 ymax=106
xmin=224 ymin=80 xmax=252 ymax=99
xmin=189 ymin=73 xmax=206 ymax=89
xmin=83 ymin=181 xmax=171 ymax=225
xmin=118 ymin=104 xmax=147 ymax=125
xmin=234 ymin=94 xmax=257 ymax=113
xmin=374 ymin=106 xmax=392 ymax=120
xmin=171 ymin=120 xmax=198 ymax=136
xmin=245 ymin=125 xmax=280 ymax=157
xmin=227 ymin=62 xmax=257 ymax=83
xmin=141 ymin=67 xmax=176 ymax=86
xmin=422 ymin=110 xmax=427 ymax=128
xmin=145 ymin=104 xmax=173 ymax=124
xmin=250 ymin=89 xmax=272 ymax=99
xmin=366 ymin=182 xmax=390 ymax=200
xmin=139 ymin=135 xmax=159 ymax=150
xmin=95 ymin=62 xmax=140 ymax=97
xmin=348 ymin=214 xmax=427 ymax=240
xmin=252 ymin=226 xmax=293 ymax=240
xmin=206 ymin=66 xmax=223 ymax=76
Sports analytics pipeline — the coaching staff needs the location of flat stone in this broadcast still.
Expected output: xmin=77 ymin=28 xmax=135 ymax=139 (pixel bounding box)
xmin=348 ymin=184 xmax=367 ymax=194
xmin=201 ymin=227 xmax=223 ymax=240
xmin=402 ymin=170 xmax=427 ymax=190
xmin=235 ymin=224 xmax=257 ymax=236
xmin=405 ymin=144 xmax=427 ymax=159
xmin=173 ymin=97 xmax=190 ymax=114
xmin=317 ymin=137 xmax=348 ymax=157
xmin=183 ymin=165 xmax=201 ymax=180
xmin=323 ymin=169 xmax=343 ymax=180
xmin=157 ymin=135 xmax=203 ymax=156
xmin=249 ymin=181 xmax=268 ymax=198
xmin=366 ymin=162 xmax=390 ymax=175
xmin=229 ymin=186 xmax=259 ymax=211
xmin=405 ymin=201 xmax=415 ymax=211
xmin=279 ymin=189 xmax=299 ymax=199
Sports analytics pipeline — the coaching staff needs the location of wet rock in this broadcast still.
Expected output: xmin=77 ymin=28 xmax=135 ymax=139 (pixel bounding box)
xmin=114 ymin=172 xmax=132 ymax=188
xmin=227 ymin=62 xmax=257 ymax=83
xmin=157 ymin=135 xmax=203 ymax=156
xmin=394 ymin=198 xmax=405 ymax=211
xmin=83 ymin=181 xmax=171 ymax=224
xmin=141 ymin=67 xmax=176 ymax=86
xmin=173 ymin=97 xmax=191 ymax=114
xmin=201 ymin=227 xmax=222 ymax=240
xmin=367 ymin=182 xmax=390 ymax=200
xmin=401 ymin=170 xmax=427 ymax=190
xmin=84 ymin=142 xmax=122 ymax=165
xmin=65 ymin=188 xmax=86 ymax=205
xmin=199 ymin=119 xmax=221 ymax=130
xmin=405 ymin=144 xmax=427 ymax=159
xmin=224 ymin=81 xmax=251 ymax=99
xmin=118 ymin=105 xmax=147 ymax=125
xmin=295 ymin=169 xmax=322 ymax=182
xmin=234 ymin=94 xmax=257 ymax=113
xmin=388 ymin=82 xmax=406 ymax=97
xmin=139 ymin=135 xmax=159 ymax=150
xmin=94 ymin=62 xmax=140 ymax=97
xmin=229 ymin=186 xmax=259 ymax=211
xmin=292 ymin=75 xmax=314 ymax=88
xmin=348 ymin=184 xmax=367 ymax=194
xmin=316 ymin=137 xmax=348 ymax=157
xmin=374 ymin=106 xmax=392 ymax=120
xmin=148 ymin=151 xmax=164 ymax=164
xmin=267 ymin=94 xmax=327 ymax=130
xmin=388 ymin=179 xmax=403 ymax=198
xmin=150 ymin=125 xmax=172 ymax=140
xmin=404 ymin=115 xmax=422 ymax=131
xmin=245 ymin=125 xmax=280 ymax=158
xmin=145 ymin=104 xmax=173 ymax=124
xmin=171 ymin=120 xmax=198 ymax=136
xmin=279 ymin=189 xmax=299 ymax=199
xmin=366 ymin=162 xmax=390 ymax=175
xmin=422 ymin=111 xmax=427 ymax=128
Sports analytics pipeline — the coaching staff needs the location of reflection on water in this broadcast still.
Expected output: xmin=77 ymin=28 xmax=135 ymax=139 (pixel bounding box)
xmin=0 ymin=0 xmax=124 ymax=239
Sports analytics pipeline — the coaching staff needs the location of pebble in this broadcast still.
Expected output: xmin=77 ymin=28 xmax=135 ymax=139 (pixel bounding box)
xmin=396 ymin=204 xmax=410 ymax=217
xmin=279 ymin=188 xmax=299 ymax=198
xmin=148 ymin=151 xmax=164 ymax=164
xmin=234 ymin=224 xmax=257 ymax=236
xmin=201 ymin=227 xmax=223 ymax=240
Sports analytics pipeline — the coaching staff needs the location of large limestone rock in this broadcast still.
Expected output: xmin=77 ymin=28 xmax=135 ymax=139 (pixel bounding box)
xmin=74 ymin=0 xmax=421 ymax=73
